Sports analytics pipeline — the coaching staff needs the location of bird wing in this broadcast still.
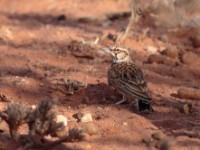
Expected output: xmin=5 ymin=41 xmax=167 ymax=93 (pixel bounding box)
xmin=109 ymin=63 xmax=152 ymax=102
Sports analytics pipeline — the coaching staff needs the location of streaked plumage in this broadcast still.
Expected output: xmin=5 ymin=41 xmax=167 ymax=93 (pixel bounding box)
xmin=101 ymin=45 xmax=153 ymax=112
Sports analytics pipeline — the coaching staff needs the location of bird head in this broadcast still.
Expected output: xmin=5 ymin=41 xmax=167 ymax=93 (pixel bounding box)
xmin=101 ymin=45 xmax=132 ymax=63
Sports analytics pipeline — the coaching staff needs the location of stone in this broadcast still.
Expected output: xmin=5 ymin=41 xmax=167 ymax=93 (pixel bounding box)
xmin=74 ymin=112 xmax=93 ymax=122
xmin=160 ymin=46 xmax=179 ymax=59
xmin=80 ymin=113 xmax=93 ymax=122
xmin=148 ymin=54 xmax=176 ymax=65
xmin=82 ymin=122 xmax=99 ymax=135
xmin=56 ymin=115 xmax=68 ymax=126
xmin=142 ymin=136 xmax=152 ymax=146
xmin=151 ymin=131 xmax=165 ymax=140
xmin=177 ymin=87 xmax=200 ymax=100
xmin=181 ymin=52 xmax=199 ymax=65
xmin=146 ymin=46 xmax=158 ymax=53
xmin=156 ymin=136 xmax=175 ymax=150
xmin=159 ymin=34 xmax=168 ymax=43
xmin=122 ymin=122 xmax=128 ymax=126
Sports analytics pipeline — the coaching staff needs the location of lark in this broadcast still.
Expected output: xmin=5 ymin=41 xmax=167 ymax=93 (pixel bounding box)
xmin=101 ymin=45 xmax=153 ymax=112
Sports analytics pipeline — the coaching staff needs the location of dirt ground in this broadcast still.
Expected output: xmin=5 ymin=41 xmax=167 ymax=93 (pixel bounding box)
xmin=0 ymin=0 xmax=199 ymax=150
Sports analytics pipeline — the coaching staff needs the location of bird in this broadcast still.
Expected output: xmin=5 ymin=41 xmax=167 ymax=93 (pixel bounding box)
xmin=101 ymin=45 xmax=153 ymax=112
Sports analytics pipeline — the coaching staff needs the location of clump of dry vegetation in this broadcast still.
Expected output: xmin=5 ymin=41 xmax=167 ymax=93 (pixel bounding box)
xmin=117 ymin=0 xmax=200 ymax=42
xmin=0 ymin=99 xmax=84 ymax=149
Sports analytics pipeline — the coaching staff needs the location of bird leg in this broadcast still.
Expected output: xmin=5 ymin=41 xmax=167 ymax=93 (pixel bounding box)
xmin=115 ymin=95 xmax=127 ymax=105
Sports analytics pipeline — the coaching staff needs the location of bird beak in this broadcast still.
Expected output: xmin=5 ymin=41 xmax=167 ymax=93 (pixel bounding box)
xmin=100 ymin=47 xmax=111 ymax=53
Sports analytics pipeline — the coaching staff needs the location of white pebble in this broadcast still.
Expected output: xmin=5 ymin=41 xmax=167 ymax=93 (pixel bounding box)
xmin=56 ymin=115 xmax=68 ymax=126
xmin=80 ymin=113 xmax=93 ymax=122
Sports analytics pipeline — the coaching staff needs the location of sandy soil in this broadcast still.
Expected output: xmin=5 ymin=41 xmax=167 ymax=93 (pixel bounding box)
xmin=0 ymin=0 xmax=199 ymax=150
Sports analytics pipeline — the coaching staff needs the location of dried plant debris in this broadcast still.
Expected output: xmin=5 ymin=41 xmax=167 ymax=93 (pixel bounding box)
xmin=106 ymin=11 xmax=131 ymax=21
xmin=0 ymin=93 xmax=12 ymax=102
xmin=28 ymin=61 xmax=67 ymax=77
xmin=65 ymin=40 xmax=98 ymax=58
xmin=52 ymin=78 xmax=86 ymax=95
xmin=0 ymin=99 xmax=83 ymax=149
xmin=116 ymin=0 xmax=200 ymax=42
xmin=77 ymin=11 xmax=130 ymax=25
xmin=0 ymin=103 xmax=31 ymax=141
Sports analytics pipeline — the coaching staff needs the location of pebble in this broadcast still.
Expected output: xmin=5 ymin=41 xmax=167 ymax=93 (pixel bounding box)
xmin=177 ymin=87 xmax=200 ymax=100
xmin=31 ymin=105 xmax=36 ymax=110
xmin=74 ymin=112 xmax=93 ymax=122
xmin=151 ymin=131 xmax=164 ymax=140
xmin=159 ymin=34 xmax=168 ymax=43
xmin=142 ymin=136 xmax=152 ymax=146
xmin=56 ymin=115 xmax=68 ymax=126
xmin=156 ymin=136 xmax=175 ymax=150
xmin=160 ymin=46 xmax=179 ymax=59
xmin=148 ymin=54 xmax=176 ymax=65
xmin=181 ymin=52 xmax=199 ymax=65
xmin=81 ymin=113 xmax=93 ymax=122
xmin=82 ymin=122 xmax=99 ymax=135
xmin=146 ymin=46 xmax=158 ymax=53
xmin=122 ymin=122 xmax=128 ymax=126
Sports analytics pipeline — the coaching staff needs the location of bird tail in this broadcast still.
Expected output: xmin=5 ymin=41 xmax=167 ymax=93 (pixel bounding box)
xmin=138 ymin=99 xmax=153 ymax=112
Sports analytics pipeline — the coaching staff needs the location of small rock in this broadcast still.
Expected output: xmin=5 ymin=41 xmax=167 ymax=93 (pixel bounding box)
xmin=152 ymin=131 xmax=165 ymax=140
xmin=82 ymin=122 xmax=99 ymax=135
xmin=39 ymin=83 xmax=44 ymax=86
xmin=56 ymin=115 xmax=68 ymax=126
xmin=159 ymin=34 xmax=168 ymax=43
xmin=159 ymin=46 xmax=167 ymax=52
xmin=102 ymin=20 xmax=111 ymax=28
xmin=0 ymin=26 xmax=13 ymax=41
xmin=74 ymin=112 xmax=93 ymax=122
xmin=181 ymin=52 xmax=199 ymax=65
xmin=148 ymin=54 xmax=176 ymax=65
xmin=148 ymin=54 xmax=162 ymax=64
xmin=122 ymin=122 xmax=128 ymax=126
xmin=160 ymin=46 xmax=179 ymax=59
xmin=13 ymin=78 xmax=29 ymax=85
xmin=156 ymin=136 xmax=175 ymax=150
xmin=146 ymin=46 xmax=158 ymax=53
xmin=142 ymin=136 xmax=152 ymax=146
xmin=177 ymin=87 xmax=200 ymax=100
xmin=31 ymin=105 xmax=36 ymax=110
xmin=96 ymin=50 xmax=106 ymax=58
xmin=81 ymin=113 xmax=93 ymax=122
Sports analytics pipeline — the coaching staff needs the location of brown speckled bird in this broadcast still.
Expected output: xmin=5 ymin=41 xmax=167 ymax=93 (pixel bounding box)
xmin=101 ymin=45 xmax=153 ymax=112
